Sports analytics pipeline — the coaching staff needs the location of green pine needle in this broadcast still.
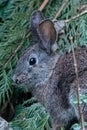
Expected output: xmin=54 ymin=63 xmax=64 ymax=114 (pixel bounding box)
xmin=10 ymin=103 xmax=51 ymax=130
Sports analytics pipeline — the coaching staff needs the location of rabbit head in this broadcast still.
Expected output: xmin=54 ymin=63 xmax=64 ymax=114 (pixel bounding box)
xmin=13 ymin=11 xmax=65 ymax=89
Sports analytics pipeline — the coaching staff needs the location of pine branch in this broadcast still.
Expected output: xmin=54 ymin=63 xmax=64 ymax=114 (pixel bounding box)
xmin=10 ymin=103 xmax=51 ymax=130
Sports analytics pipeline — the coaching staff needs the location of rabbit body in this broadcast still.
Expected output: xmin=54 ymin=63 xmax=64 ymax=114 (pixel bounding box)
xmin=13 ymin=11 xmax=87 ymax=130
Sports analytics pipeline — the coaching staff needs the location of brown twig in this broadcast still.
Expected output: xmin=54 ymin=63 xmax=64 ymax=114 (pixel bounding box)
xmin=65 ymin=9 xmax=87 ymax=23
xmin=70 ymin=36 xmax=85 ymax=130
xmin=38 ymin=0 xmax=49 ymax=11
xmin=78 ymin=4 xmax=87 ymax=13
xmin=4 ymin=32 xmax=31 ymax=68
xmin=54 ymin=0 xmax=69 ymax=19
xmin=4 ymin=41 xmax=23 ymax=68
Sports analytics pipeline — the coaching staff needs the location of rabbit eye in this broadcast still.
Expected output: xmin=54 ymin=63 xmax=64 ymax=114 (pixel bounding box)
xmin=29 ymin=57 xmax=37 ymax=65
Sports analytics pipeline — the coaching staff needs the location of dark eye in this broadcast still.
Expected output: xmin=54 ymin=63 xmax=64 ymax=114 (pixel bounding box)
xmin=29 ymin=57 xmax=36 ymax=65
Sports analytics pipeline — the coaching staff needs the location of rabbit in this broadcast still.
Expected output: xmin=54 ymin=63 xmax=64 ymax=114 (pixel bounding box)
xmin=13 ymin=10 xmax=87 ymax=130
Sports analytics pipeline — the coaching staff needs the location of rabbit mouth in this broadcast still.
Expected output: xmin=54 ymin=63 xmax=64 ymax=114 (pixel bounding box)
xmin=13 ymin=78 xmax=31 ymax=88
xmin=13 ymin=74 xmax=29 ymax=84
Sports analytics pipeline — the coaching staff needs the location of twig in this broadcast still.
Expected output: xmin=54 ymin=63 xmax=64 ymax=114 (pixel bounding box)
xmin=4 ymin=41 xmax=23 ymax=68
xmin=54 ymin=0 xmax=87 ymax=23
xmin=70 ymin=36 xmax=85 ymax=130
xmin=4 ymin=32 xmax=31 ymax=68
xmin=54 ymin=0 xmax=69 ymax=19
xmin=78 ymin=4 xmax=87 ymax=13
xmin=38 ymin=0 xmax=49 ymax=11
xmin=65 ymin=9 xmax=87 ymax=23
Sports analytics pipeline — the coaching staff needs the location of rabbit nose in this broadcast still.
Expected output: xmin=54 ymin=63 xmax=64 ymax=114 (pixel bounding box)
xmin=15 ymin=78 xmax=21 ymax=84
xmin=12 ymin=75 xmax=21 ymax=84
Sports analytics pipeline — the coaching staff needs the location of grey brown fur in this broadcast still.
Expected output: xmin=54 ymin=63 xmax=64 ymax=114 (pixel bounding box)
xmin=13 ymin=11 xmax=87 ymax=130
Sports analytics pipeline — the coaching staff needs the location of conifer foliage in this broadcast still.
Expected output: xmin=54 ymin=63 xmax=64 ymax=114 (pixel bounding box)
xmin=0 ymin=0 xmax=87 ymax=130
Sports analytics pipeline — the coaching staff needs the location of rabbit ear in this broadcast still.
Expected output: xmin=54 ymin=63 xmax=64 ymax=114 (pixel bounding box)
xmin=31 ymin=10 xmax=44 ymax=33
xmin=37 ymin=19 xmax=57 ymax=54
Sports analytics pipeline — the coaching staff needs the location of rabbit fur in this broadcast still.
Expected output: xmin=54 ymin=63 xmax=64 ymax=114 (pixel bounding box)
xmin=13 ymin=10 xmax=87 ymax=130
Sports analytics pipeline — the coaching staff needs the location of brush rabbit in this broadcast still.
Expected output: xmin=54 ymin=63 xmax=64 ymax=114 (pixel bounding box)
xmin=13 ymin=10 xmax=87 ymax=130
